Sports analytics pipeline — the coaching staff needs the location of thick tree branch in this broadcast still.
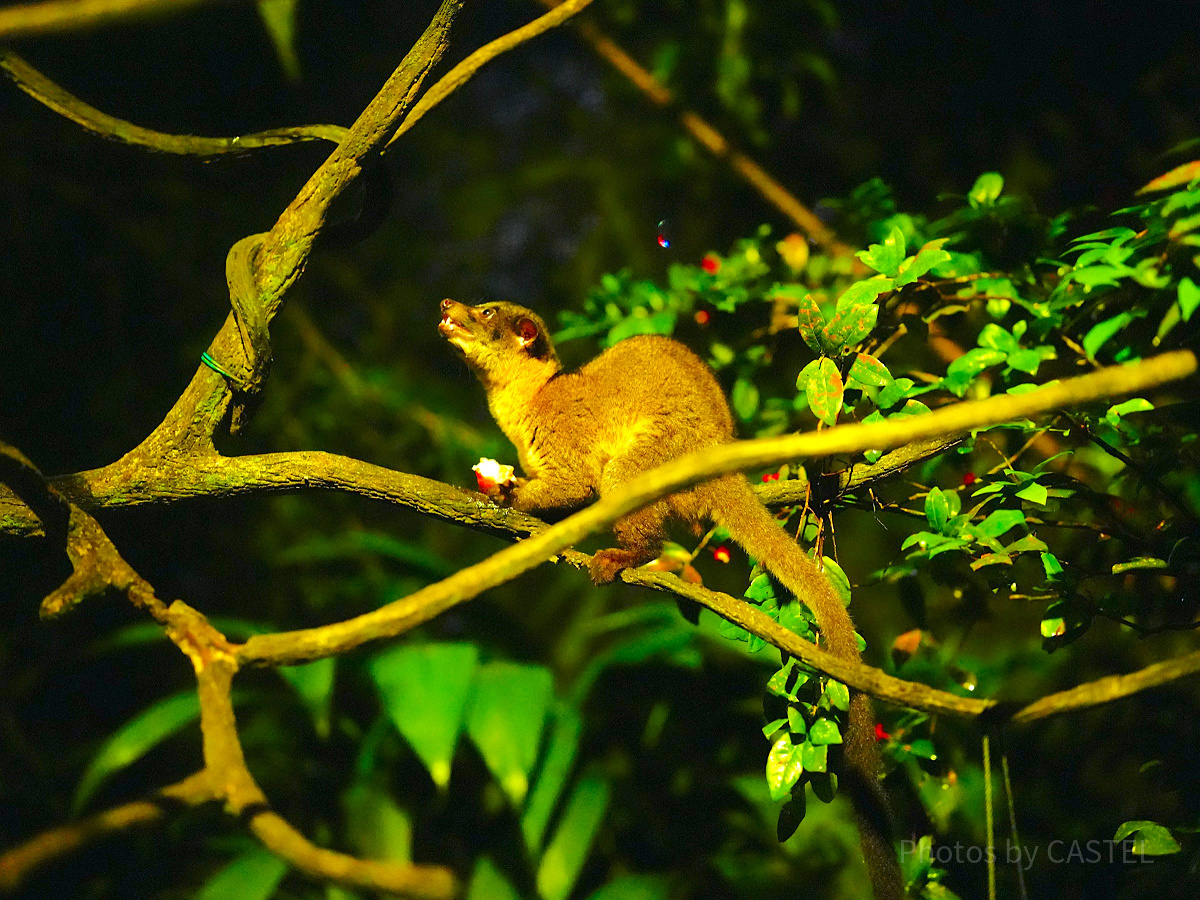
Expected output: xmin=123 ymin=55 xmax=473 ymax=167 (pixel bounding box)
xmin=192 ymin=656 xmax=457 ymax=899
xmin=0 ymin=451 xmax=545 ymax=539
xmin=90 ymin=0 xmax=464 ymax=458
xmin=0 ymin=436 xmax=958 ymax=541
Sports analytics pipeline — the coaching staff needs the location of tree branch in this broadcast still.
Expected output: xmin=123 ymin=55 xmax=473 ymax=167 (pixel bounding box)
xmin=0 ymin=50 xmax=347 ymax=154
xmin=386 ymin=0 xmax=597 ymax=148
xmin=0 ymin=0 xmax=228 ymax=40
xmin=0 ymin=436 xmax=960 ymax=541
xmin=0 ymin=772 xmax=219 ymax=893
xmin=192 ymin=653 xmax=456 ymax=899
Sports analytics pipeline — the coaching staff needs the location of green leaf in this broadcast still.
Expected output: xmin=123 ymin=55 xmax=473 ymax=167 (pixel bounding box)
xmin=732 ymin=377 xmax=760 ymax=421
xmin=766 ymin=734 xmax=803 ymax=801
xmin=256 ymin=0 xmax=301 ymax=81
xmin=877 ymin=377 xmax=915 ymax=409
xmin=855 ymin=226 xmax=907 ymax=276
xmin=1015 ymin=483 xmax=1048 ymax=505
xmin=970 ymin=552 xmax=1013 ymax=570
xmin=468 ymin=858 xmax=521 ymax=900
xmin=278 ymin=658 xmax=335 ymax=739
xmin=925 ymin=488 xmax=952 ymax=532
xmin=800 ymin=740 xmax=829 ymax=773
xmin=1041 ymin=552 xmax=1065 ymax=581
xmin=809 ymin=770 xmax=837 ymax=800
xmin=968 ymin=172 xmax=1004 ymax=207
xmin=836 ymin=277 xmax=894 ymax=310
xmin=777 ymin=797 xmax=806 ymax=842
xmin=895 ymin=239 xmax=952 ymax=287
xmin=823 ymin=680 xmax=850 ymax=712
xmin=522 ymin=705 xmax=583 ymax=853
xmin=807 ymin=358 xmax=844 ymax=426
xmin=1179 ymin=277 xmax=1200 ymax=321
xmin=745 ymin=572 xmax=778 ymax=603
xmin=808 ymin=717 xmax=843 ymax=745
xmin=1114 ymin=820 xmax=1181 ymax=855
xmin=1004 ymin=534 xmax=1049 ymax=554
xmin=795 ymin=293 xmax=826 ymax=353
xmin=821 ymin=556 xmax=852 ymax=605
xmin=905 ymin=739 xmax=937 ymax=760
xmin=978 ymin=323 xmax=1017 ymax=353
xmin=537 ymin=776 xmax=612 ymax=900
xmin=370 ymin=643 xmax=478 ymax=789
xmin=1104 ymin=397 xmax=1154 ymax=426
xmin=1138 ymin=160 xmax=1200 ymax=193
xmin=763 ymin=717 xmax=787 ymax=737
xmin=822 ymin=302 xmax=879 ymax=350
xmin=795 ymin=358 xmax=821 ymax=393
xmin=342 ymin=780 xmax=412 ymax=864
xmin=847 ymin=353 xmax=892 ymax=388
xmin=195 ymin=848 xmax=288 ymax=900
xmin=1006 ymin=347 xmax=1053 ymax=375
xmin=73 ymin=690 xmax=202 ymax=814
xmin=975 ymin=509 xmax=1026 ymax=539
xmin=586 ymin=875 xmax=672 ymax=900
xmin=1082 ymin=312 xmax=1135 ymax=359
xmin=709 ymin=341 xmax=735 ymax=368
xmin=606 ymin=310 xmax=677 ymax=345
xmin=1112 ymin=557 xmax=1168 ymax=574
xmin=467 ymin=662 xmax=554 ymax=805
xmin=946 ymin=347 xmax=1007 ymax=380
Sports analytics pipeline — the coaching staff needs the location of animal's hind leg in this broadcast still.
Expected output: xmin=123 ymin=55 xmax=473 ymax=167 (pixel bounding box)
xmin=589 ymin=452 xmax=669 ymax=585
xmin=589 ymin=503 xmax=668 ymax=585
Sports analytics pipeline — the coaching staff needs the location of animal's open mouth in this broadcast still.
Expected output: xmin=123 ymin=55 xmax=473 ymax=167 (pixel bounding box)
xmin=439 ymin=314 xmax=472 ymax=343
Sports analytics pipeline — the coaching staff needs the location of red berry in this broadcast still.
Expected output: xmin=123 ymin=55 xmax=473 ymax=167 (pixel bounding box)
xmin=712 ymin=545 xmax=731 ymax=564
xmin=874 ymin=723 xmax=891 ymax=741
xmin=962 ymin=472 xmax=977 ymax=486
xmin=694 ymin=309 xmax=711 ymax=325
xmin=701 ymin=253 xmax=721 ymax=274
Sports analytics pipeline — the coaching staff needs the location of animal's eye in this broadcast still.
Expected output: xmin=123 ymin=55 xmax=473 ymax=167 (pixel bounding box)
xmin=481 ymin=308 xmax=495 ymax=319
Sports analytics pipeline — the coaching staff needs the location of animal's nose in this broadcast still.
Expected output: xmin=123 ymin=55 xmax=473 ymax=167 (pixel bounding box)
xmin=440 ymin=298 xmax=454 ymax=312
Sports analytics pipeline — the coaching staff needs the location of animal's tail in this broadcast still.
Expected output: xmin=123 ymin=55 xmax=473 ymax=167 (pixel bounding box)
xmin=699 ymin=475 xmax=903 ymax=900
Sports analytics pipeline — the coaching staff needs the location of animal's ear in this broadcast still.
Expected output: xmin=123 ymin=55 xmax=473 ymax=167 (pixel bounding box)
xmin=516 ymin=317 xmax=540 ymax=347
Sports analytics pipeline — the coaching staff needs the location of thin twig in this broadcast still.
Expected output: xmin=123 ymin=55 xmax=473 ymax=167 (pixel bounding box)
xmin=387 ymin=0 xmax=598 ymax=148
xmin=531 ymin=0 xmax=856 ymax=258
xmin=0 ymin=772 xmax=219 ymax=892
xmin=0 ymin=51 xmax=347 ymax=154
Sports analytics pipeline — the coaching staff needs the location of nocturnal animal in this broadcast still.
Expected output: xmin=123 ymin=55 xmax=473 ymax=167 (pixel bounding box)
xmin=438 ymin=297 xmax=901 ymax=900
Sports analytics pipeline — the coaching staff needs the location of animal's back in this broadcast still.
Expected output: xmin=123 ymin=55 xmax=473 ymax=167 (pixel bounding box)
xmin=575 ymin=335 xmax=735 ymax=452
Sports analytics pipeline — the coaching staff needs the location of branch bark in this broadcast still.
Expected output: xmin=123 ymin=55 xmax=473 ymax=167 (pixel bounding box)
xmin=0 ymin=0 xmax=229 ymax=40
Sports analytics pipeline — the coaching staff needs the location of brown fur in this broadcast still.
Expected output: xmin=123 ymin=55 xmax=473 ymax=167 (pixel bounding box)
xmin=440 ymin=298 xmax=902 ymax=900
